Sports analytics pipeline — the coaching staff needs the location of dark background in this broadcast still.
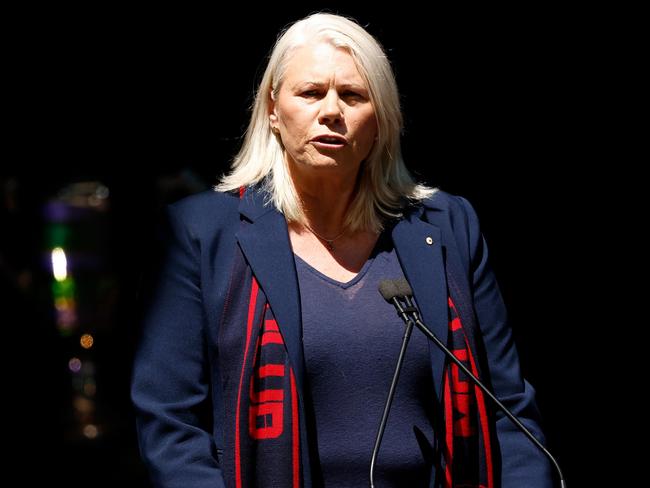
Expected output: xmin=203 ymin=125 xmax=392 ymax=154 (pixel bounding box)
xmin=3 ymin=5 xmax=615 ymax=486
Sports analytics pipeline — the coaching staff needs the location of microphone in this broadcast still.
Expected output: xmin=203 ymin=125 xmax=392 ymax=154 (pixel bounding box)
xmin=369 ymin=281 xmax=416 ymax=488
xmin=377 ymin=278 xmax=567 ymax=488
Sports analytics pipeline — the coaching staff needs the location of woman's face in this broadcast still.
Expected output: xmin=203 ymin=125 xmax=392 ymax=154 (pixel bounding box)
xmin=269 ymin=42 xmax=377 ymax=175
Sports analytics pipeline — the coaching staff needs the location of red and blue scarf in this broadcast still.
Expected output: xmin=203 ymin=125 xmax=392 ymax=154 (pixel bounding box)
xmin=442 ymin=296 xmax=495 ymax=487
xmin=217 ymin=188 xmax=494 ymax=487
xmin=218 ymin=244 xmax=302 ymax=488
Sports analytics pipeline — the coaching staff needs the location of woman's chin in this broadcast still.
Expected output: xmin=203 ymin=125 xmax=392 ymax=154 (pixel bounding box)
xmin=288 ymin=154 xmax=358 ymax=173
xmin=307 ymin=156 xmax=354 ymax=170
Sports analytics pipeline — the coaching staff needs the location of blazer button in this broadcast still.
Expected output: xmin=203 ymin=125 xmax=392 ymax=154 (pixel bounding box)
xmin=425 ymin=236 xmax=434 ymax=245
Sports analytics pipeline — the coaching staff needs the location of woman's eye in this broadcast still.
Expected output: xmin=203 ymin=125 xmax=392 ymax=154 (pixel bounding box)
xmin=343 ymin=92 xmax=365 ymax=101
xmin=300 ymin=90 xmax=365 ymax=100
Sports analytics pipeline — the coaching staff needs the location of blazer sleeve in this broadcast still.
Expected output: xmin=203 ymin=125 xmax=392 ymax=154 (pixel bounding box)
xmin=457 ymin=196 xmax=554 ymax=488
xmin=131 ymin=204 xmax=225 ymax=488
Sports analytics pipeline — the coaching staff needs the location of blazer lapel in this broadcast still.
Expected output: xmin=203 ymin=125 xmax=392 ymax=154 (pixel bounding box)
xmin=235 ymin=188 xmax=306 ymax=395
xmin=236 ymin=186 xmax=450 ymax=404
xmin=391 ymin=209 xmax=449 ymax=402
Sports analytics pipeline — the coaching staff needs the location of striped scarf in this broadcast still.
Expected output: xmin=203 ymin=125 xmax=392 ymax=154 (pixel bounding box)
xmin=442 ymin=296 xmax=495 ymax=487
xmin=218 ymin=237 xmax=302 ymax=488
xmin=217 ymin=188 xmax=494 ymax=487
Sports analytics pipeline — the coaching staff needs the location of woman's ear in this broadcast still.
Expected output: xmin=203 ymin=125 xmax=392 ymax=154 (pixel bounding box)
xmin=269 ymin=90 xmax=279 ymax=130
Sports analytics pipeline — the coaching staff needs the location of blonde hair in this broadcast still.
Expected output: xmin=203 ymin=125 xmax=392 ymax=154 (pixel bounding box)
xmin=215 ymin=12 xmax=437 ymax=233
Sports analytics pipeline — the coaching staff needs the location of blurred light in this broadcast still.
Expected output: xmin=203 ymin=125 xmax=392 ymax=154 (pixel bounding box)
xmin=57 ymin=307 xmax=78 ymax=330
xmin=74 ymin=396 xmax=95 ymax=415
xmin=52 ymin=278 xmax=75 ymax=297
xmin=84 ymin=382 xmax=96 ymax=397
xmin=53 ymin=279 xmax=77 ymax=334
xmin=83 ymin=424 xmax=99 ymax=439
xmin=17 ymin=270 xmax=32 ymax=291
xmin=68 ymin=357 xmax=82 ymax=373
xmin=56 ymin=181 xmax=110 ymax=211
xmin=51 ymin=247 xmax=68 ymax=281
xmin=89 ymin=185 xmax=109 ymax=207
xmin=80 ymin=334 xmax=94 ymax=349
xmin=54 ymin=296 xmax=75 ymax=311
xmin=95 ymin=185 xmax=109 ymax=199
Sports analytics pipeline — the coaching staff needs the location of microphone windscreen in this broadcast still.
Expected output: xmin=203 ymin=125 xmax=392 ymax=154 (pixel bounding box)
xmin=378 ymin=279 xmax=399 ymax=301
xmin=395 ymin=278 xmax=413 ymax=297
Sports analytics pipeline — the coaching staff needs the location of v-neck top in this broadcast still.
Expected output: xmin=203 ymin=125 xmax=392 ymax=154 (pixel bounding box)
xmin=294 ymin=231 xmax=436 ymax=487
xmin=293 ymin=245 xmax=376 ymax=289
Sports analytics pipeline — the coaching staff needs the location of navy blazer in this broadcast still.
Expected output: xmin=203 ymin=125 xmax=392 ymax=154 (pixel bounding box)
xmin=131 ymin=186 xmax=553 ymax=487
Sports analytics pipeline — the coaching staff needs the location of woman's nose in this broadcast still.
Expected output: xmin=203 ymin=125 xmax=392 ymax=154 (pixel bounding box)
xmin=318 ymin=91 xmax=343 ymax=125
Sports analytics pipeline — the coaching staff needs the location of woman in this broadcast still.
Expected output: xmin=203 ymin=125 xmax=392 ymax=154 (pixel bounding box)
xmin=131 ymin=13 xmax=553 ymax=488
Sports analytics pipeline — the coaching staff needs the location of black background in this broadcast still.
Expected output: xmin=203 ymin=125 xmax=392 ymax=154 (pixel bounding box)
xmin=3 ymin=4 xmax=618 ymax=486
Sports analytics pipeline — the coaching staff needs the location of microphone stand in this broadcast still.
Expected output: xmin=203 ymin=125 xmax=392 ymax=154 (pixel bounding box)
xmin=404 ymin=289 xmax=566 ymax=488
xmin=369 ymin=295 xmax=415 ymax=488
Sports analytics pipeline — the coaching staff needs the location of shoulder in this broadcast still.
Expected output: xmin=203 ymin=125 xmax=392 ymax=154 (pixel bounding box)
xmin=418 ymin=188 xmax=481 ymax=231
xmin=415 ymin=189 xmax=485 ymax=270
xmin=166 ymin=188 xmax=242 ymax=239
xmin=170 ymin=188 xmax=240 ymax=216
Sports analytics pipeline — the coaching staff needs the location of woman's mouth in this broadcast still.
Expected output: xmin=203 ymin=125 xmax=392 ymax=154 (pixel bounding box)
xmin=310 ymin=134 xmax=348 ymax=150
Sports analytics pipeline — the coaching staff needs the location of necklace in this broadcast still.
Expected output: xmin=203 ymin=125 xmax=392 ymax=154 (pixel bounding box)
xmin=303 ymin=222 xmax=346 ymax=250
